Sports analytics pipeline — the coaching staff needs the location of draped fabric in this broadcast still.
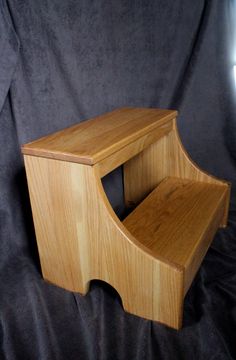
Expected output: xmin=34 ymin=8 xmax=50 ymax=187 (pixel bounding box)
xmin=1 ymin=0 xmax=236 ymax=358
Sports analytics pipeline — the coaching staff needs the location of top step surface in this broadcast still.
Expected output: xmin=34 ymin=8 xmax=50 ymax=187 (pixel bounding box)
xmin=21 ymin=108 xmax=177 ymax=165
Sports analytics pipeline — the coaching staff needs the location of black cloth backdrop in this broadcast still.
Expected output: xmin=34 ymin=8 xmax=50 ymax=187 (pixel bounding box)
xmin=1 ymin=0 xmax=236 ymax=359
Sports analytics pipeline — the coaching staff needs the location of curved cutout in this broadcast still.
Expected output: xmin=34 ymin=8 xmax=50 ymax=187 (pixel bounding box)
xmin=172 ymin=119 xmax=230 ymax=227
xmin=87 ymin=279 xmax=124 ymax=307
xmin=123 ymin=120 xmax=230 ymax=225
xmin=94 ymin=165 xmax=183 ymax=269
xmin=172 ymin=119 xmax=230 ymax=185
xmin=85 ymin=279 xmax=144 ymax=319
xmin=87 ymin=166 xmax=184 ymax=328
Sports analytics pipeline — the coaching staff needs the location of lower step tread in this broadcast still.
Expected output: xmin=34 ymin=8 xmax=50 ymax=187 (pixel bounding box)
xmin=123 ymin=177 xmax=228 ymax=271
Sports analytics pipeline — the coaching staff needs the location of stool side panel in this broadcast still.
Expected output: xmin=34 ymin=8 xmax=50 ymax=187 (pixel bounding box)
xmin=24 ymin=154 xmax=184 ymax=329
xmin=24 ymin=155 xmax=89 ymax=292
xmin=93 ymin=168 xmax=184 ymax=329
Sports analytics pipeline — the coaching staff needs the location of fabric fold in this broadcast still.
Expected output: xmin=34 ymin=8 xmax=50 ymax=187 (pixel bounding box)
xmin=0 ymin=0 xmax=19 ymax=113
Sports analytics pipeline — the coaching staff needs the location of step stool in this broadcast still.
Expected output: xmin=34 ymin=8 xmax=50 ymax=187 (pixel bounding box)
xmin=21 ymin=108 xmax=230 ymax=329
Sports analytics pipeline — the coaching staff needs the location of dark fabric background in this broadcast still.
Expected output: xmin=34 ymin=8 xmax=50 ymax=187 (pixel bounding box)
xmin=1 ymin=0 xmax=236 ymax=359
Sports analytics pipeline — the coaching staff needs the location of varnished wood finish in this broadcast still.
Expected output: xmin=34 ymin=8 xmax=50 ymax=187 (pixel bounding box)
xmin=124 ymin=119 xmax=230 ymax=222
xmin=21 ymin=108 xmax=177 ymax=165
xmin=22 ymin=107 xmax=230 ymax=329
xmin=123 ymin=177 xmax=228 ymax=293
xmin=96 ymin=121 xmax=173 ymax=177
xmin=24 ymin=156 xmax=184 ymax=329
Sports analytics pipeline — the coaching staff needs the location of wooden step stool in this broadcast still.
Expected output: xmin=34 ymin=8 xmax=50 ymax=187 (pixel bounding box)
xmin=21 ymin=108 xmax=230 ymax=329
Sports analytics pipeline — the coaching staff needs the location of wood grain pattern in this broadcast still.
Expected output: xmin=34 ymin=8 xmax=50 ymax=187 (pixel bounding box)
xmin=124 ymin=133 xmax=170 ymax=206
xmin=123 ymin=119 xmax=230 ymax=224
xmin=24 ymin=155 xmax=184 ymax=329
xmin=96 ymin=121 xmax=173 ymax=177
xmin=123 ymin=177 xmax=228 ymax=293
xmin=21 ymin=108 xmax=177 ymax=165
xmin=22 ymin=107 xmax=230 ymax=329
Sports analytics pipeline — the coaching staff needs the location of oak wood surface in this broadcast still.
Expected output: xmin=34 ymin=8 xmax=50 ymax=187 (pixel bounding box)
xmin=21 ymin=108 xmax=177 ymax=165
xmin=22 ymin=107 xmax=230 ymax=329
xmin=123 ymin=177 xmax=228 ymax=293
xmin=123 ymin=120 xmax=230 ymax=225
xmin=24 ymin=155 xmax=184 ymax=329
xmin=96 ymin=121 xmax=173 ymax=177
